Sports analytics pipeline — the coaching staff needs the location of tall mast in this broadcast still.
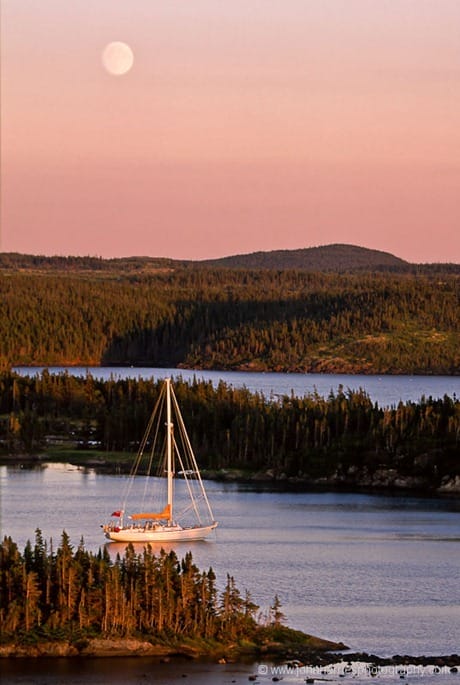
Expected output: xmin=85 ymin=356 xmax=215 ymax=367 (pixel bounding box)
xmin=166 ymin=378 xmax=173 ymax=523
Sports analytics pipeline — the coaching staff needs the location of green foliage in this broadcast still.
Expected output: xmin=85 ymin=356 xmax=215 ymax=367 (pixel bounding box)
xmin=0 ymin=372 xmax=458 ymax=487
xmin=0 ymin=268 xmax=458 ymax=373
xmin=0 ymin=533 xmax=262 ymax=643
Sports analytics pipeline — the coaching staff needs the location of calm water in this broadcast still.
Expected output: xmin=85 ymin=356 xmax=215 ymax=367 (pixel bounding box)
xmin=1 ymin=463 xmax=459 ymax=658
xmin=1 ymin=657 xmax=458 ymax=685
xmin=12 ymin=366 xmax=460 ymax=408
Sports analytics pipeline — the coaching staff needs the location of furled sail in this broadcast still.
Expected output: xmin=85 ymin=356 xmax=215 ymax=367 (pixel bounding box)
xmin=130 ymin=504 xmax=171 ymax=521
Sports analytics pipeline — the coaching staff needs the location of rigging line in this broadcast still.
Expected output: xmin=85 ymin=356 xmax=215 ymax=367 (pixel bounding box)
xmin=173 ymin=435 xmax=202 ymax=524
xmin=173 ymin=400 xmax=206 ymax=501
xmin=171 ymin=384 xmax=216 ymax=521
xmin=122 ymin=382 xmax=166 ymax=510
xmin=141 ymin=435 xmax=169 ymax=513
xmin=141 ymin=394 xmax=166 ymax=510
xmin=174 ymin=404 xmax=208 ymax=509
xmin=176 ymin=500 xmax=199 ymax=519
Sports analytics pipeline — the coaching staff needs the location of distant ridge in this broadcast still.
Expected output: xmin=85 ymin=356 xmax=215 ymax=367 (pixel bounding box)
xmin=0 ymin=244 xmax=458 ymax=274
xmin=197 ymin=244 xmax=408 ymax=271
xmin=0 ymin=253 xmax=176 ymax=273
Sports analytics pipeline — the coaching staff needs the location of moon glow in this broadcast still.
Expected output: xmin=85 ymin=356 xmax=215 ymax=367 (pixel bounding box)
xmin=102 ymin=42 xmax=134 ymax=76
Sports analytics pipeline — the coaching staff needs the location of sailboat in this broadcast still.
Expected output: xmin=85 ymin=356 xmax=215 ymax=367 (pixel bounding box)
xmin=102 ymin=378 xmax=218 ymax=543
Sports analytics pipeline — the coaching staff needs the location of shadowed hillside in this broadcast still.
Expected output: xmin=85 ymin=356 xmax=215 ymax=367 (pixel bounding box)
xmin=0 ymin=266 xmax=458 ymax=373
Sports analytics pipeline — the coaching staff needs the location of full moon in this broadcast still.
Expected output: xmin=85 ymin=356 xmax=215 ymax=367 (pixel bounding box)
xmin=102 ymin=42 xmax=134 ymax=76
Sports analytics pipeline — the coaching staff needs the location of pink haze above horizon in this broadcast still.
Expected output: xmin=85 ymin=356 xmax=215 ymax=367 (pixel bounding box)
xmin=1 ymin=0 xmax=459 ymax=263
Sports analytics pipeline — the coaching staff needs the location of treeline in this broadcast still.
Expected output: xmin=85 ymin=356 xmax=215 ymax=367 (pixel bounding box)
xmin=0 ymin=531 xmax=273 ymax=644
xmin=0 ymin=253 xmax=176 ymax=273
xmin=0 ymin=269 xmax=459 ymax=373
xmin=0 ymin=372 xmax=458 ymax=487
xmin=2 ymin=247 xmax=460 ymax=273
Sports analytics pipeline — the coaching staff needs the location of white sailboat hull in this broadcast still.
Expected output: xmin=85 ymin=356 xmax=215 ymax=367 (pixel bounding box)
xmin=104 ymin=522 xmax=218 ymax=543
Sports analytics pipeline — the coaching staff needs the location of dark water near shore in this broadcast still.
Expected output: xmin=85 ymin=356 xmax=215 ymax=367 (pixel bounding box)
xmin=12 ymin=366 xmax=460 ymax=408
xmin=2 ymin=656 xmax=458 ymax=685
xmin=0 ymin=656 xmax=257 ymax=684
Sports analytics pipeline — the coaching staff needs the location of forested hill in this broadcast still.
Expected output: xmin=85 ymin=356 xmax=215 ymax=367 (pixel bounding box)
xmin=198 ymin=244 xmax=409 ymax=270
xmin=0 ymin=267 xmax=459 ymax=373
xmin=1 ymin=245 xmax=459 ymax=274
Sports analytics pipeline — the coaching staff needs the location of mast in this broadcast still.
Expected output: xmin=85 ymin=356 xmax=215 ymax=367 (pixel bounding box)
xmin=166 ymin=378 xmax=173 ymax=523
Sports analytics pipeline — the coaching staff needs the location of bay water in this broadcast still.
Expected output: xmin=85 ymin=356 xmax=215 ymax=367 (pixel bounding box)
xmin=3 ymin=368 xmax=459 ymax=683
xmin=1 ymin=462 xmax=459 ymax=657
xmin=12 ymin=366 xmax=460 ymax=408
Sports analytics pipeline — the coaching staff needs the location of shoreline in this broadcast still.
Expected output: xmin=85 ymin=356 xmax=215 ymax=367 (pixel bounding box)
xmin=11 ymin=362 xmax=460 ymax=376
xmin=0 ymin=638 xmax=459 ymax=672
xmin=1 ymin=453 xmax=459 ymax=497
xmin=0 ymin=634 xmax=347 ymax=660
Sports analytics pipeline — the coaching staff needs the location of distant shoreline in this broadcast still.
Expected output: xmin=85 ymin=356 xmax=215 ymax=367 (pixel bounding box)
xmin=11 ymin=358 xmax=460 ymax=376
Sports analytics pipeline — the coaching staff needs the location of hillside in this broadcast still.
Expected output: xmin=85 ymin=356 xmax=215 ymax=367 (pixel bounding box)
xmin=0 ymin=267 xmax=458 ymax=373
xmin=198 ymin=244 xmax=409 ymax=270
xmin=1 ymin=244 xmax=458 ymax=274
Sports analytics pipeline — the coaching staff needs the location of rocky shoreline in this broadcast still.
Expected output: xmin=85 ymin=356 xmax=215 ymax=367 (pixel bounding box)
xmin=205 ymin=467 xmax=460 ymax=497
xmin=0 ymin=634 xmax=346 ymax=660
xmin=2 ymin=454 xmax=459 ymax=497
xmin=339 ymin=653 xmax=460 ymax=669
xmin=0 ymin=639 xmax=459 ymax=673
xmin=0 ymin=638 xmax=173 ymax=659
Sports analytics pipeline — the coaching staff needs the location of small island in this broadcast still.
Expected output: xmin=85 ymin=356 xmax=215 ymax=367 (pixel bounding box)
xmin=0 ymin=531 xmax=345 ymax=660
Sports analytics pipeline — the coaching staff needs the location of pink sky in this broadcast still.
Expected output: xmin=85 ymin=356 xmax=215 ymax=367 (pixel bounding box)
xmin=1 ymin=1 xmax=459 ymax=262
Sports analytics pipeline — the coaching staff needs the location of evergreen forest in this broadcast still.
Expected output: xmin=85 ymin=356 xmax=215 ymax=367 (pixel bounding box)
xmin=1 ymin=250 xmax=458 ymax=656
xmin=0 ymin=531 xmax=285 ymax=649
xmin=0 ymin=372 xmax=458 ymax=491
xmin=0 ymin=267 xmax=459 ymax=374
